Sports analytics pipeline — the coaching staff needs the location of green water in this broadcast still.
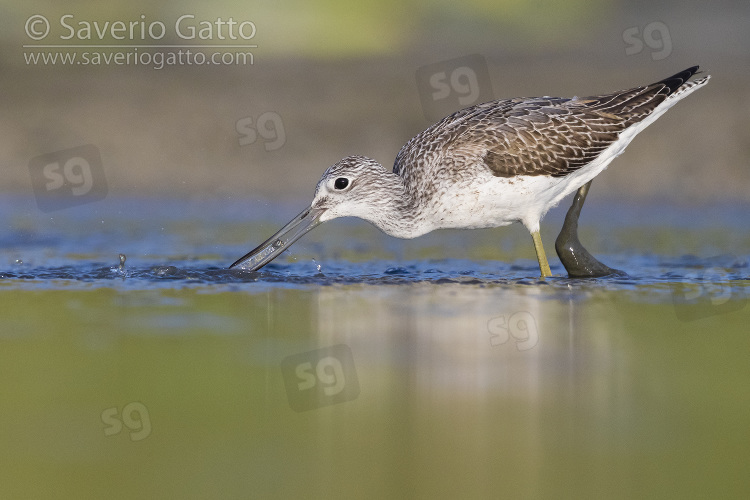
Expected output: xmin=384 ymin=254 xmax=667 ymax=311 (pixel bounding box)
xmin=1 ymin=282 xmax=748 ymax=499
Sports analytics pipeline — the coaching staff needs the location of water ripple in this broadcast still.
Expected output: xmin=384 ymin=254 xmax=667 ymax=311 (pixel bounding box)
xmin=1 ymin=255 xmax=748 ymax=295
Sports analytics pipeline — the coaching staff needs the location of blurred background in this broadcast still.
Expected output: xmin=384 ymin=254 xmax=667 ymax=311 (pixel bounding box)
xmin=1 ymin=2 xmax=749 ymax=499
xmin=1 ymin=0 xmax=748 ymax=205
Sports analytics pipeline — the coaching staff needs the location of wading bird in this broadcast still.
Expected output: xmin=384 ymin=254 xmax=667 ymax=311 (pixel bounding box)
xmin=230 ymin=66 xmax=709 ymax=277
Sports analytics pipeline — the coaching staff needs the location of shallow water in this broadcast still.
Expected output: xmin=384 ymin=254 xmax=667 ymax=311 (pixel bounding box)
xmin=1 ymin=196 xmax=749 ymax=498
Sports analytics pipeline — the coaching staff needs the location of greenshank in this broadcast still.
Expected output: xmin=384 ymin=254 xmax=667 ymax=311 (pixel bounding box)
xmin=230 ymin=66 xmax=709 ymax=277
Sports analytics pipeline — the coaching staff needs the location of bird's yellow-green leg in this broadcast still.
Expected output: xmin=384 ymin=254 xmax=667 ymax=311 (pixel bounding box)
xmin=531 ymin=230 xmax=552 ymax=278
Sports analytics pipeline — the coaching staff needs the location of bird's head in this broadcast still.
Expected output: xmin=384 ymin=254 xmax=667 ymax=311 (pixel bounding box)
xmin=311 ymin=155 xmax=396 ymax=222
xmin=230 ymin=155 xmax=404 ymax=271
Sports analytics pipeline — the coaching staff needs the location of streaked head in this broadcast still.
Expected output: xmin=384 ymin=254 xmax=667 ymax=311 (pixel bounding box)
xmin=312 ymin=155 xmax=398 ymax=222
xmin=230 ymin=155 xmax=403 ymax=271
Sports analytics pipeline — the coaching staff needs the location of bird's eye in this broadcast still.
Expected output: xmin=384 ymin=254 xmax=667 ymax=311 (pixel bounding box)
xmin=334 ymin=178 xmax=349 ymax=190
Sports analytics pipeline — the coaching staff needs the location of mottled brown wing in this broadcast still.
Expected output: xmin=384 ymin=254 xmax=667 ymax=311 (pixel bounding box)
xmin=446 ymin=66 xmax=700 ymax=178
xmin=476 ymin=101 xmax=628 ymax=178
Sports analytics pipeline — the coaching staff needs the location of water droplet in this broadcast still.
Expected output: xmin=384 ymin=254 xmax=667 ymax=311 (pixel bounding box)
xmin=14 ymin=259 xmax=23 ymax=265
xmin=273 ymin=239 xmax=283 ymax=249
xmin=118 ymin=254 xmax=126 ymax=272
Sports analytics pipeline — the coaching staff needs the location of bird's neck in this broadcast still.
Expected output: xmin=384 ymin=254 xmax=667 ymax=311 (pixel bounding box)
xmin=365 ymin=172 xmax=426 ymax=239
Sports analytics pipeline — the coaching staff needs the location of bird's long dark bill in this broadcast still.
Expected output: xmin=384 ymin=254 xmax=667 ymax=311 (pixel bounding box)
xmin=229 ymin=207 xmax=325 ymax=271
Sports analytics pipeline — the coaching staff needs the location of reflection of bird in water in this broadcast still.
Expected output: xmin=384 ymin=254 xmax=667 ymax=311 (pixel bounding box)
xmin=231 ymin=66 xmax=709 ymax=277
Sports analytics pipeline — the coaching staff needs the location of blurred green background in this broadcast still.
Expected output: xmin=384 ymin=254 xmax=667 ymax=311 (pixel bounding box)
xmin=2 ymin=2 xmax=750 ymax=499
xmin=1 ymin=0 xmax=748 ymax=204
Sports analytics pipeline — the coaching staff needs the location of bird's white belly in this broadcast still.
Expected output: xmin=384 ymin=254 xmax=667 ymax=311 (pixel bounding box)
xmin=425 ymin=172 xmax=571 ymax=231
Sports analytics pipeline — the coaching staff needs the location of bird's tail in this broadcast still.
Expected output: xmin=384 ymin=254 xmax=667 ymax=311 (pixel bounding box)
xmin=584 ymin=66 xmax=710 ymax=121
xmin=658 ymin=66 xmax=711 ymax=101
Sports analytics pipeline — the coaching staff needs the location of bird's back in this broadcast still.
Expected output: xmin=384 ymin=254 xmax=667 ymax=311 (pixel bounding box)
xmin=393 ymin=66 xmax=709 ymax=187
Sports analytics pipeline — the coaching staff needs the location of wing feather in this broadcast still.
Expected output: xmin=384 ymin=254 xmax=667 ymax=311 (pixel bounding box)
xmin=394 ymin=67 xmax=702 ymax=180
